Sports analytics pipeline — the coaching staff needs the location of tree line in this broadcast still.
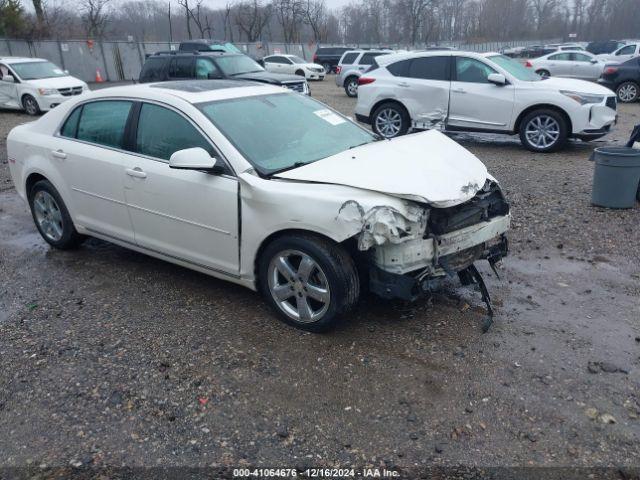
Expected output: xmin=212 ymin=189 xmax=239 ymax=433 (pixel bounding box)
xmin=1 ymin=0 xmax=638 ymax=45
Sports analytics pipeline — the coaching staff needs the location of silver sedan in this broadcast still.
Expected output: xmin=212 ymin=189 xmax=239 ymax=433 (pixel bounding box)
xmin=527 ymin=51 xmax=606 ymax=81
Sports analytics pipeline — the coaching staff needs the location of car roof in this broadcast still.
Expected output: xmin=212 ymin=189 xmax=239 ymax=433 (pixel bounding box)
xmin=374 ymin=50 xmax=498 ymax=66
xmin=0 ymin=57 xmax=48 ymax=64
xmin=80 ymin=80 xmax=287 ymax=104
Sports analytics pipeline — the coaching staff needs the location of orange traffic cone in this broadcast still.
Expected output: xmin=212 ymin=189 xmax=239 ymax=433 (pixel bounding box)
xmin=95 ymin=68 xmax=104 ymax=83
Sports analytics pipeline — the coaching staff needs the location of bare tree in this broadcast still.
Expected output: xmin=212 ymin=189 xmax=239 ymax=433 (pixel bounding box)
xmin=303 ymin=0 xmax=328 ymax=42
xmin=234 ymin=0 xmax=271 ymax=42
xmin=273 ymin=0 xmax=304 ymax=43
xmin=177 ymin=0 xmax=193 ymax=38
xmin=79 ymin=0 xmax=112 ymax=38
xmin=223 ymin=2 xmax=234 ymax=41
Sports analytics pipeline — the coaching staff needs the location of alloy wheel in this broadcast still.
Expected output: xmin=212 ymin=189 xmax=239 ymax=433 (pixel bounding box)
xmin=617 ymin=83 xmax=638 ymax=103
xmin=23 ymin=97 xmax=39 ymax=115
xmin=33 ymin=190 xmax=64 ymax=242
xmin=347 ymin=79 xmax=358 ymax=96
xmin=375 ymin=108 xmax=403 ymax=138
xmin=525 ymin=115 xmax=560 ymax=149
xmin=267 ymin=249 xmax=330 ymax=323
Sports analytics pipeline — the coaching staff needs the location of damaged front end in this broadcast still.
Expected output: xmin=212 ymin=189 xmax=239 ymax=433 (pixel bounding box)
xmin=340 ymin=180 xmax=510 ymax=331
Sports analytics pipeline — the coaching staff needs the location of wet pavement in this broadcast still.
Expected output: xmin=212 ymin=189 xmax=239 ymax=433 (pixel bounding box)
xmin=0 ymin=79 xmax=639 ymax=474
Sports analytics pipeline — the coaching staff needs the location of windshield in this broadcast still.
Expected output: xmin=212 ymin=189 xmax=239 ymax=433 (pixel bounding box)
xmin=215 ymin=55 xmax=264 ymax=76
xmin=212 ymin=42 xmax=242 ymax=54
xmin=10 ymin=61 xmax=67 ymax=80
xmin=488 ymin=54 xmax=541 ymax=81
xmin=289 ymin=55 xmax=306 ymax=64
xmin=198 ymin=93 xmax=376 ymax=175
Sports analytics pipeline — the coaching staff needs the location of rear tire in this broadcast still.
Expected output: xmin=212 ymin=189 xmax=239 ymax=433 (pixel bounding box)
xmin=536 ymin=69 xmax=550 ymax=78
xmin=258 ymin=233 xmax=359 ymax=332
xmin=28 ymin=179 xmax=84 ymax=249
xmin=22 ymin=94 xmax=41 ymax=116
xmin=518 ymin=108 xmax=568 ymax=153
xmin=616 ymin=81 xmax=639 ymax=103
xmin=344 ymin=76 xmax=359 ymax=97
xmin=322 ymin=62 xmax=332 ymax=74
xmin=371 ymin=102 xmax=410 ymax=139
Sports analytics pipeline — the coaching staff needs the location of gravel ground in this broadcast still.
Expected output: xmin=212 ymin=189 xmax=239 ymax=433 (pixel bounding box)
xmin=0 ymin=79 xmax=639 ymax=478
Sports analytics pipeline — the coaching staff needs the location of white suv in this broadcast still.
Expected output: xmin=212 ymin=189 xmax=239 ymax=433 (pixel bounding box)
xmin=0 ymin=57 xmax=89 ymax=115
xmin=355 ymin=51 xmax=618 ymax=152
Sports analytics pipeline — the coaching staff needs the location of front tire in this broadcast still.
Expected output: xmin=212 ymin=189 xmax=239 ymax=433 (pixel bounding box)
xmin=295 ymin=69 xmax=306 ymax=77
xmin=519 ymin=109 xmax=568 ymax=153
xmin=258 ymin=234 xmax=359 ymax=332
xmin=22 ymin=95 xmax=41 ymax=116
xmin=28 ymin=179 xmax=84 ymax=249
xmin=344 ymin=76 xmax=359 ymax=97
xmin=371 ymin=102 xmax=410 ymax=139
xmin=616 ymin=81 xmax=639 ymax=103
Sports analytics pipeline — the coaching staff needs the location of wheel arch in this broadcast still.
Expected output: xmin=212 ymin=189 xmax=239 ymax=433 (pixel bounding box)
xmin=370 ymin=98 xmax=411 ymax=119
xmin=514 ymin=104 xmax=573 ymax=134
xmin=25 ymin=172 xmax=48 ymax=197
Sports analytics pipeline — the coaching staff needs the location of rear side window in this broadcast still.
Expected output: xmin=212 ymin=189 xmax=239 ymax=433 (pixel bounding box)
xmin=141 ymin=57 xmax=167 ymax=82
xmin=387 ymin=59 xmax=411 ymax=77
xmin=135 ymin=103 xmax=212 ymax=161
xmin=76 ymin=101 xmax=133 ymax=148
xmin=407 ymin=56 xmax=450 ymax=80
xmin=455 ymin=57 xmax=496 ymax=83
xmin=549 ymin=53 xmax=572 ymax=61
xmin=168 ymin=57 xmax=193 ymax=78
xmin=572 ymin=53 xmax=592 ymax=62
xmin=359 ymin=53 xmax=380 ymax=65
xmin=60 ymin=106 xmax=82 ymax=138
xmin=341 ymin=53 xmax=359 ymax=65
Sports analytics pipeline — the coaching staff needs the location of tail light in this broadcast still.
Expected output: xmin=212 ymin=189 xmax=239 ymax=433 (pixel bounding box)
xmin=335 ymin=66 xmax=342 ymax=74
xmin=312 ymin=54 xmax=318 ymax=62
xmin=525 ymin=61 xmax=532 ymax=68
xmin=603 ymin=66 xmax=618 ymax=75
xmin=358 ymin=77 xmax=375 ymax=86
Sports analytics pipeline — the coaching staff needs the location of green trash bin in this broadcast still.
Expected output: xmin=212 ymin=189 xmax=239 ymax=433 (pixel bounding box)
xmin=591 ymin=147 xmax=640 ymax=209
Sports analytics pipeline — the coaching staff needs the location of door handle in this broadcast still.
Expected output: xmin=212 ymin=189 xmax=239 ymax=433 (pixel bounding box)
xmin=51 ymin=149 xmax=67 ymax=159
xmin=398 ymin=82 xmax=410 ymax=87
xmin=452 ymin=88 xmax=466 ymax=94
xmin=125 ymin=167 xmax=147 ymax=179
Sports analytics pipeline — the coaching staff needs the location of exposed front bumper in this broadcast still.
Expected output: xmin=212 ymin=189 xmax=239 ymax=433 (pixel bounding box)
xmin=372 ymin=214 xmax=511 ymax=275
xmin=572 ymin=98 xmax=617 ymax=136
xmin=36 ymin=94 xmax=72 ymax=111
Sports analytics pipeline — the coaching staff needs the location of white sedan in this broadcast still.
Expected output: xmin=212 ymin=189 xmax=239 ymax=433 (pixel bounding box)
xmin=526 ymin=51 xmax=606 ymax=80
xmin=262 ymin=54 xmax=325 ymax=80
xmin=7 ymin=81 xmax=510 ymax=331
xmin=0 ymin=57 xmax=89 ymax=115
xmin=355 ymin=51 xmax=617 ymax=152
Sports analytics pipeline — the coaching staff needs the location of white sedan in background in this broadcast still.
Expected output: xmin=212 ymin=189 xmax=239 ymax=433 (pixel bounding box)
xmin=596 ymin=43 xmax=640 ymax=63
xmin=0 ymin=57 xmax=89 ymax=115
xmin=7 ymin=80 xmax=510 ymax=332
xmin=526 ymin=51 xmax=606 ymax=80
xmin=262 ymin=54 xmax=325 ymax=80
xmin=355 ymin=51 xmax=617 ymax=152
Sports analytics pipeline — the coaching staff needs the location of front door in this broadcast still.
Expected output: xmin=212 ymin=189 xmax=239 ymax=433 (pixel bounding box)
xmin=448 ymin=56 xmax=514 ymax=131
xmin=123 ymin=102 xmax=239 ymax=274
xmin=57 ymin=100 xmax=136 ymax=242
xmin=0 ymin=64 xmax=19 ymax=108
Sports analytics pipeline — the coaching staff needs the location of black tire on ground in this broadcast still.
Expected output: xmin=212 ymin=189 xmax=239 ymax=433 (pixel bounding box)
xmin=295 ymin=69 xmax=305 ymax=77
xmin=518 ymin=108 xmax=568 ymax=153
xmin=22 ymin=94 xmax=41 ymax=116
xmin=536 ymin=69 xmax=550 ymax=78
xmin=615 ymin=81 xmax=639 ymax=103
xmin=258 ymin=233 xmax=359 ymax=332
xmin=322 ymin=62 xmax=332 ymax=74
xmin=371 ymin=101 xmax=410 ymax=139
xmin=344 ymin=76 xmax=359 ymax=97
xmin=28 ymin=179 xmax=84 ymax=249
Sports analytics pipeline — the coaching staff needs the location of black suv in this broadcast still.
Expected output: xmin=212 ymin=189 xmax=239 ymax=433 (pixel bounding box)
xmin=312 ymin=47 xmax=351 ymax=73
xmin=139 ymin=51 xmax=309 ymax=94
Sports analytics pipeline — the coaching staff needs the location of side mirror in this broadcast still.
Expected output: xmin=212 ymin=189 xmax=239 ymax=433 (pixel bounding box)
xmin=590 ymin=59 xmax=598 ymax=64
xmin=2 ymin=74 xmax=15 ymax=83
xmin=169 ymin=147 xmax=221 ymax=173
xmin=487 ymin=73 xmax=507 ymax=85
xmin=64 ymin=69 xmax=70 ymax=75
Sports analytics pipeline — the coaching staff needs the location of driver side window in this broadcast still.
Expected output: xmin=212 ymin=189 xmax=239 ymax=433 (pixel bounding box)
xmin=195 ymin=58 xmax=221 ymax=79
xmin=455 ymin=57 xmax=496 ymax=83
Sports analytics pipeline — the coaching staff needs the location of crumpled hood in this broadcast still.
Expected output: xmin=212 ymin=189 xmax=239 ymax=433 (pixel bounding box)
xmin=274 ymin=129 xmax=489 ymax=208
xmin=24 ymin=76 xmax=85 ymax=89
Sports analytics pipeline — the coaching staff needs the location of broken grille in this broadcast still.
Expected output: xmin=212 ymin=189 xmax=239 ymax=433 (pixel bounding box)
xmin=427 ymin=181 xmax=510 ymax=236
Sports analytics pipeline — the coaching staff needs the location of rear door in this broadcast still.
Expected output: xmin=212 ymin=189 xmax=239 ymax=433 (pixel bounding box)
xmin=123 ymin=102 xmax=239 ymax=274
xmin=388 ymin=55 xmax=451 ymax=129
xmin=546 ymin=53 xmax=574 ymax=76
xmin=0 ymin=63 xmax=19 ymax=108
xmin=448 ymin=56 xmax=514 ymax=131
xmin=571 ymin=52 xmax=600 ymax=79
